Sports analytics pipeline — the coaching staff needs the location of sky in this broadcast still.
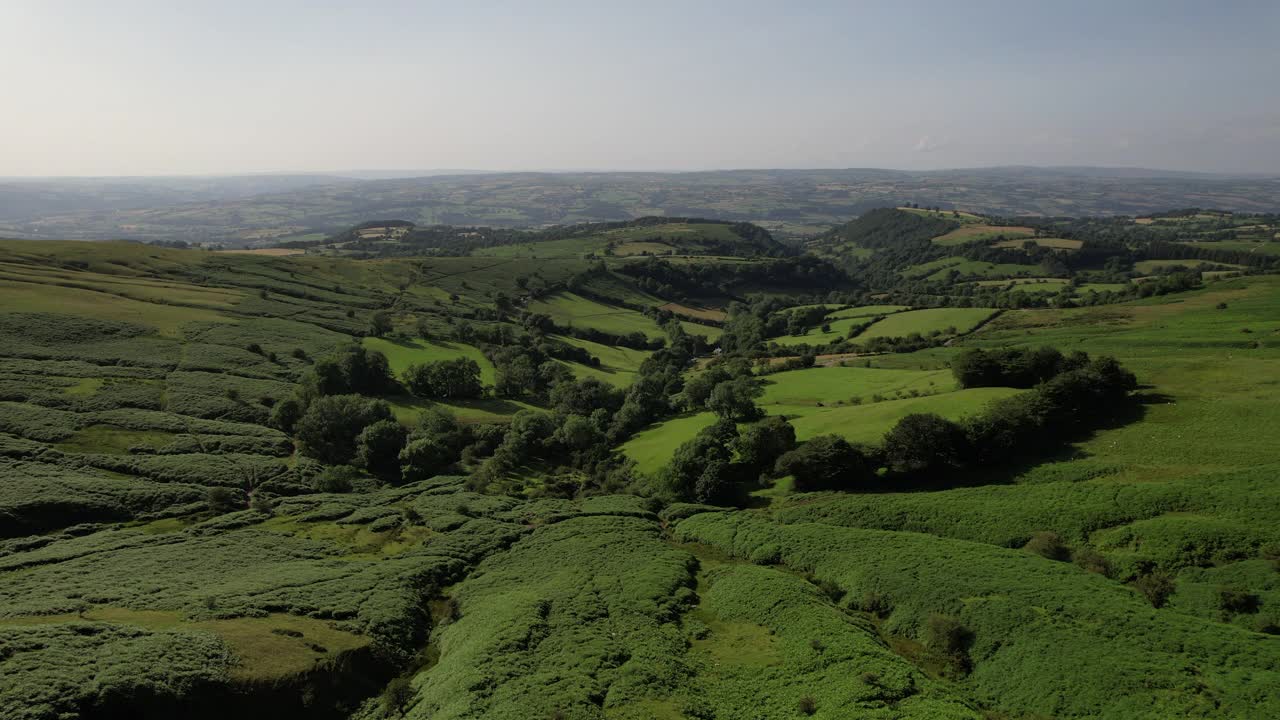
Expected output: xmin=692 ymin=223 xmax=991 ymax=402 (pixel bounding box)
xmin=2 ymin=0 xmax=1278 ymax=176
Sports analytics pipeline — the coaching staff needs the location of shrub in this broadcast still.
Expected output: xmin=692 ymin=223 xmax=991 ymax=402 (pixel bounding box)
xmin=924 ymin=613 xmax=970 ymax=655
xmin=312 ymin=465 xmax=358 ymax=493
xmin=206 ymin=486 xmax=240 ymax=513
xmin=1218 ymin=586 xmax=1260 ymax=618
xmin=270 ymin=397 xmax=303 ymax=433
xmin=1073 ymin=547 xmax=1113 ymax=577
xmin=1024 ymin=531 xmax=1070 ymax=562
xmin=382 ymin=676 xmax=414 ymax=713
xmin=1132 ymin=570 xmax=1176 ymax=608
xmin=797 ymin=696 xmax=817 ymax=715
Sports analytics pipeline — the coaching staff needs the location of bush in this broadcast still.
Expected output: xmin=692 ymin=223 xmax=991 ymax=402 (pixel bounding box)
xmin=206 ymin=486 xmax=240 ymax=513
xmin=312 ymin=466 xmax=358 ymax=493
xmin=1132 ymin=570 xmax=1176 ymax=608
xmin=1218 ymin=586 xmax=1260 ymax=618
xmin=924 ymin=613 xmax=971 ymax=655
xmin=1024 ymin=531 xmax=1070 ymax=562
xmin=1073 ymin=546 xmax=1112 ymax=577
xmin=797 ymin=696 xmax=817 ymax=715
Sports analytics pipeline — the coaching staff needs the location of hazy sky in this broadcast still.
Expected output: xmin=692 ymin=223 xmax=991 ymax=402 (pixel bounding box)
xmin=3 ymin=0 xmax=1278 ymax=176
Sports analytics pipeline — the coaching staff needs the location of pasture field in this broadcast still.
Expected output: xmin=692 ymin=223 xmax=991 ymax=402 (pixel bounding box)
xmin=1133 ymin=259 xmax=1242 ymax=273
xmin=362 ymin=336 xmax=496 ymax=385
xmin=786 ymin=386 xmax=1022 ymax=443
xmin=897 ymin=206 xmax=984 ymax=223
xmin=474 ymin=236 xmax=608 ymax=258
xmin=619 ymin=412 xmax=718 ymax=475
xmin=932 ymin=224 xmax=1036 ymax=246
xmin=992 ymin=236 xmax=1082 ymax=250
xmin=527 ymin=291 xmax=666 ymax=338
xmin=1177 ymin=240 xmax=1280 ymax=255
xmin=856 ymin=307 xmax=997 ymax=341
xmin=758 ymin=365 xmax=957 ymax=409
xmin=825 ymin=304 xmax=909 ymax=319
xmin=925 ymin=259 xmax=1041 ymax=280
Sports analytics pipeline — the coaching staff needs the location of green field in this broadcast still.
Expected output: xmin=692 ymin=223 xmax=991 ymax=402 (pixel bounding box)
xmin=527 ymin=291 xmax=666 ymax=338
xmin=856 ymin=307 xmax=997 ymax=341
xmin=787 ymin=386 xmax=1022 ymax=443
xmin=362 ymin=337 xmax=496 ymax=385
xmin=1177 ymin=240 xmax=1280 ymax=256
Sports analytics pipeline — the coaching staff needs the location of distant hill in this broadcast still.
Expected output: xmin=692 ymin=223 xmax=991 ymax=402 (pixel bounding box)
xmin=3 ymin=167 xmax=1280 ymax=245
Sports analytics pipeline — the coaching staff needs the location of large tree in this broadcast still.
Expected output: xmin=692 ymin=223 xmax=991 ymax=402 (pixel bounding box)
xmin=296 ymin=394 xmax=394 ymax=465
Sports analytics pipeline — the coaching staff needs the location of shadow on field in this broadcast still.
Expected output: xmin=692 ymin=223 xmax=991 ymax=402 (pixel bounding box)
xmin=861 ymin=391 xmax=1172 ymax=494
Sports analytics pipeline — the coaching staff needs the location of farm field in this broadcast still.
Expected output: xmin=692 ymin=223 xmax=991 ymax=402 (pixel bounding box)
xmin=932 ymin=224 xmax=1036 ymax=246
xmin=527 ymin=291 xmax=666 ymax=338
xmin=1134 ymin=259 xmax=1243 ymax=273
xmin=362 ymin=337 xmax=496 ymax=385
xmin=1176 ymin=240 xmax=1280 ymax=255
xmin=992 ymin=236 xmax=1082 ymax=250
xmin=856 ymin=307 xmax=997 ymax=340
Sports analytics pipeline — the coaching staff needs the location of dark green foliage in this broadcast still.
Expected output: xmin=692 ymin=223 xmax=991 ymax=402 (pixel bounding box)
xmin=269 ymin=397 xmax=303 ymax=432
xmin=206 ymin=486 xmax=241 ymax=513
xmin=300 ymin=344 xmax=396 ymax=399
xmin=1023 ymin=531 xmax=1070 ymax=562
xmin=356 ymin=420 xmax=408 ymax=480
xmin=951 ymin=346 xmax=1078 ymax=389
xmin=775 ymin=435 xmax=874 ymax=491
xmin=732 ymin=416 xmax=797 ymax=474
xmin=369 ymin=311 xmax=394 ymax=337
xmin=883 ymin=413 xmax=970 ymax=474
xmin=706 ymin=376 xmax=763 ymax=421
xmin=295 ymin=394 xmax=393 ymax=465
xmin=663 ymin=419 xmax=739 ymax=504
xmin=402 ymin=358 xmax=483 ymax=400
xmin=547 ymin=377 xmax=624 ymax=416
xmin=312 ymin=465 xmax=359 ymax=493
xmin=1132 ymin=569 xmax=1177 ymax=608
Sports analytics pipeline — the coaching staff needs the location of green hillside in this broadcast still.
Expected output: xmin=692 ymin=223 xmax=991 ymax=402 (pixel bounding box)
xmin=2 ymin=229 xmax=1279 ymax=720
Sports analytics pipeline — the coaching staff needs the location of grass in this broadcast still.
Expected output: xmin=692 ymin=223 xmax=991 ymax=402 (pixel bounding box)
xmin=620 ymin=412 xmax=718 ymax=475
xmin=362 ymin=336 xmax=496 ymax=385
xmin=1133 ymin=259 xmax=1242 ymax=273
xmin=856 ymin=308 xmax=997 ymax=341
xmin=527 ymin=292 xmax=666 ymax=339
xmin=932 ymin=224 xmax=1035 ymax=246
xmin=1177 ymin=240 xmax=1280 ymax=256
xmin=56 ymin=424 xmax=176 ymax=454
xmin=786 ymin=387 xmax=1022 ymax=443
xmin=992 ymin=237 xmax=1082 ymax=250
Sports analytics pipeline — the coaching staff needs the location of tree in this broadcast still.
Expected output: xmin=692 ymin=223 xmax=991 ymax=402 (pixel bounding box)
xmin=707 ymin=376 xmax=763 ymax=421
xmin=296 ymin=394 xmax=394 ymax=465
xmin=402 ymin=359 xmax=483 ymax=400
xmin=301 ymin=345 xmax=396 ymax=398
xmin=206 ymin=486 xmax=240 ymax=513
xmin=400 ymin=437 xmax=457 ymax=482
xmin=270 ymin=397 xmax=303 ymax=433
xmin=774 ymin=435 xmax=873 ymax=491
xmin=548 ymin=378 xmax=624 ymax=416
xmin=355 ymin=419 xmax=408 ymax=480
xmin=494 ymin=354 xmax=539 ymax=398
xmin=664 ymin=419 xmax=739 ymax=502
xmin=415 ymin=318 xmax=431 ymax=339
xmin=551 ymin=414 xmax=602 ymax=452
xmin=369 ymin=311 xmax=394 ymax=337
xmin=883 ymin=413 xmax=969 ymax=475
xmin=733 ymin=416 xmax=797 ymax=475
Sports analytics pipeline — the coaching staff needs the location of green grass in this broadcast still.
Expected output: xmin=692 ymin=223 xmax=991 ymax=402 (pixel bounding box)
xmin=620 ymin=412 xmax=718 ymax=475
xmin=1133 ymin=259 xmax=1242 ymax=273
xmin=759 ymin=366 xmax=956 ymax=408
xmin=856 ymin=308 xmax=997 ymax=341
xmin=786 ymin=387 xmax=1022 ymax=443
xmin=362 ymin=336 xmax=496 ymax=385
xmin=926 ymin=260 xmax=1040 ymax=281
xmin=1176 ymin=240 xmax=1280 ymax=256
xmin=527 ymin=292 xmax=667 ymax=339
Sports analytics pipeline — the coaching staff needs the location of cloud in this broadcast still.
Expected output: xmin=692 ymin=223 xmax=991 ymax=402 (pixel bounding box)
xmin=914 ymin=135 xmax=945 ymax=152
